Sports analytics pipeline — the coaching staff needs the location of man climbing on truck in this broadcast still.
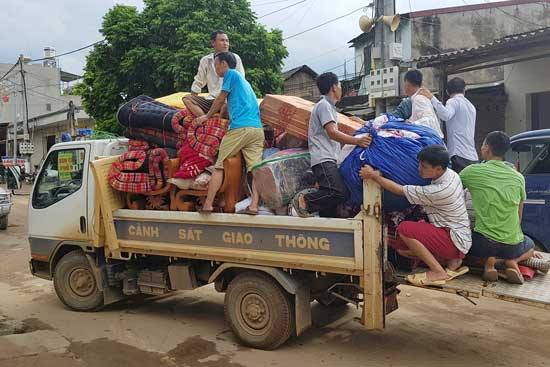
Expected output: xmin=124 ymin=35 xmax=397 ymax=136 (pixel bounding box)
xmin=194 ymin=51 xmax=264 ymax=215
xmin=293 ymin=72 xmax=372 ymax=218
xmin=360 ymin=145 xmax=471 ymax=286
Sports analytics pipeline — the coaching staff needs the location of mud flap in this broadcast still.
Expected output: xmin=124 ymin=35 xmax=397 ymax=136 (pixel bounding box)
xmin=295 ymin=283 xmax=312 ymax=336
xmin=84 ymin=254 xmax=125 ymax=306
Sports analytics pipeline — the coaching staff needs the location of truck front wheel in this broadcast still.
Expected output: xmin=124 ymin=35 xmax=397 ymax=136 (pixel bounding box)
xmin=53 ymin=250 xmax=103 ymax=311
xmin=224 ymin=272 xmax=295 ymax=350
xmin=0 ymin=216 xmax=7 ymax=230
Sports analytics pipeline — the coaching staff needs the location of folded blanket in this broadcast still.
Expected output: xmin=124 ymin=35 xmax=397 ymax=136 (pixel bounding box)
xmin=174 ymin=144 xmax=211 ymax=179
xmin=118 ymin=95 xmax=179 ymax=133
xmin=186 ymin=116 xmax=229 ymax=161
xmin=128 ymin=140 xmax=149 ymax=152
xmin=126 ymin=127 xmax=180 ymax=150
xmin=108 ymin=148 xmax=170 ymax=194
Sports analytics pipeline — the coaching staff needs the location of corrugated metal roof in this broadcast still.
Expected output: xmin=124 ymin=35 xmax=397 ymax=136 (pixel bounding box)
xmin=416 ymin=26 xmax=550 ymax=68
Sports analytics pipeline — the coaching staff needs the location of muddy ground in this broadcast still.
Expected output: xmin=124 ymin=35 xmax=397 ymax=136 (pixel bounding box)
xmin=1 ymin=191 xmax=549 ymax=367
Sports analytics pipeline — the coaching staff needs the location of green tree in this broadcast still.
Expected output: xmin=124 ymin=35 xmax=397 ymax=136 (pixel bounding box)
xmin=79 ymin=0 xmax=288 ymax=133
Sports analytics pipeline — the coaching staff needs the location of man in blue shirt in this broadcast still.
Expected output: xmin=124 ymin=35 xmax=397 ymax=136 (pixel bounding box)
xmin=195 ymin=52 xmax=264 ymax=214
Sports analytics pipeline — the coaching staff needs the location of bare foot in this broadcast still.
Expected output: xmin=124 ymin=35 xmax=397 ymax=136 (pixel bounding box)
xmin=426 ymin=270 xmax=449 ymax=281
xmin=298 ymin=194 xmax=307 ymax=211
xmin=446 ymin=258 xmax=463 ymax=271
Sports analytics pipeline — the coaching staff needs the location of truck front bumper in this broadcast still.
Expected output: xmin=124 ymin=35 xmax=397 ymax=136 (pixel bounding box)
xmin=0 ymin=203 xmax=11 ymax=216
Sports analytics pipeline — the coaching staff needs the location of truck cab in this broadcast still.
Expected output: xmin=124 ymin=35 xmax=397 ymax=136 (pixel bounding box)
xmin=28 ymin=139 xmax=127 ymax=277
xmin=509 ymin=129 xmax=550 ymax=252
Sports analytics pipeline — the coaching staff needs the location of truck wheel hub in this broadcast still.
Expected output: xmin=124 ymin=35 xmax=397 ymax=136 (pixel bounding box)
xmin=69 ymin=268 xmax=95 ymax=297
xmin=242 ymin=294 xmax=269 ymax=329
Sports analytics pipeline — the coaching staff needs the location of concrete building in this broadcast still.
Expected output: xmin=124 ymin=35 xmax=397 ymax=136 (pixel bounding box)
xmin=347 ymin=0 xmax=550 ymax=138
xmin=282 ymin=65 xmax=319 ymax=101
xmin=417 ymin=27 xmax=550 ymax=142
xmin=0 ymin=54 xmax=93 ymax=170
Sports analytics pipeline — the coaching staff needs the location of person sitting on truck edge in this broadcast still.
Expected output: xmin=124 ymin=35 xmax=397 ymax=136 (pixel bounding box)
xmin=183 ymin=30 xmax=245 ymax=117
xmin=404 ymin=69 xmax=444 ymax=138
xmin=460 ymin=131 xmax=537 ymax=284
xmin=360 ymin=145 xmax=472 ymax=286
xmin=195 ymin=51 xmax=264 ymax=215
xmin=293 ymin=72 xmax=372 ymax=218
xmin=418 ymin=77 xmax=478 ymax=173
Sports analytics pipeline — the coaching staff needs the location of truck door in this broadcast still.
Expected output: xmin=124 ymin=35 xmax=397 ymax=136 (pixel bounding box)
xmin=512 ymin=140 xmax=550 ymax=251
xmin=29 ymin=144 xmax=90 ymax=243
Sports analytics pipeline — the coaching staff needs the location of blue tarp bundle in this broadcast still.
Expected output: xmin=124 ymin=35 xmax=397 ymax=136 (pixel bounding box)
xmin=340 ymin=115 xmax=445 ymax=208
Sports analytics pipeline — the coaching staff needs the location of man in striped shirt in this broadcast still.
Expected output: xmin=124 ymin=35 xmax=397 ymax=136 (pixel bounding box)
xmin=360 ymin=145 xmax=471 ymax=286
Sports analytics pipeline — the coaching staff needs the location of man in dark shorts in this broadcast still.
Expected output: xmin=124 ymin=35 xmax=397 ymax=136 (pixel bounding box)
xmin=183 ymin=30 xmax=245 ymax=117
xmin=360 ymin=145 xmax=471 ymax=286
xmin=460 ymin=131 xmax=537 ymax=284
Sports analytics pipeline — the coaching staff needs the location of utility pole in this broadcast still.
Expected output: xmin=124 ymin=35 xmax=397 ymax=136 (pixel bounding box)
xmin=374 ymin=0 xmax=396 ymax=115
xmin=11 ymin=77 xmax=18 ymax=167
xmin=19 ymin=55 xmax=29 ymax=140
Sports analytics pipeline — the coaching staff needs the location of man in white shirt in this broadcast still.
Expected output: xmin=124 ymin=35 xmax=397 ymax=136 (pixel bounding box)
xmin=419 ymin=77 xmax=478 ymax=173
xmin=183 ymin=30 xmax=245 ymax=117
xmin=404 ymin=69 xmax=444 ymax=138
xmin=360 ymin=145 xmax=471 ymax=286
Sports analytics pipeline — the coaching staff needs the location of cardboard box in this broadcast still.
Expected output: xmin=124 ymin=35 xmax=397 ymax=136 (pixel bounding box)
xmin=260 ymin=95 xmax=362 ymax=140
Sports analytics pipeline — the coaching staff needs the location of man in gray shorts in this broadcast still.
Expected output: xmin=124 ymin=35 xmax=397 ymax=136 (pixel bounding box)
xmin=183 ymin=30 xmax=245 ymax=117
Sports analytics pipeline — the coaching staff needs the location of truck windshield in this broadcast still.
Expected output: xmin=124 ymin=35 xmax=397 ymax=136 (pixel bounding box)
xmin=511 ymin=141 xmax=550 ymax=175
xmin=32 ymin=148 xmax=85 ymax=209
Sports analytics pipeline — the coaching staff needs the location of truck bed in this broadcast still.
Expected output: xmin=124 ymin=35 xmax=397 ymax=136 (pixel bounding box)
xmin=397 ymin=254 xmax=550 ymax=310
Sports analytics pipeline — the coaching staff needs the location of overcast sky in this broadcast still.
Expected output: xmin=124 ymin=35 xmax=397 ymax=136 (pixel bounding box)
xmin=0 ymin=0 xmax=502 ymax=79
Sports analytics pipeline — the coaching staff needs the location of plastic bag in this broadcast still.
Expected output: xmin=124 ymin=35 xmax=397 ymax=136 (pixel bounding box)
xmin=252 ymin=149 xmax=315 ymax=209
xmin=340 ymin=115 xmax=445 ymax=207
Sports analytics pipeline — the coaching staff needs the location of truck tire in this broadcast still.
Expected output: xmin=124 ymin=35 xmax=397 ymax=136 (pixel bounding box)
xmin=53 ymin=250 xmax=103 ymax=311
xmin=0 ymin=216 xmax=7 ymax=230
xmin=224 ymin=272 xmax=295 ymax=350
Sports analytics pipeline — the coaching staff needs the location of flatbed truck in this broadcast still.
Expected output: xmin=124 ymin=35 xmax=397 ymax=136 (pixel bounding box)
xmin=28 ymin=139 xmax=550 ymax=349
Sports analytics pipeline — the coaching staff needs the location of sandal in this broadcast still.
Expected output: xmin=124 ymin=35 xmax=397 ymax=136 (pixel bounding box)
xmin=446 ymin=266 xmax=469 ymax=280
xmin=482 ymin=268 xmax=499 ymax=282
xmin=406 ymin=272 xmax=448 ymax=286
xmin=243 ymin=207 xmax=258 ymax=216
xmin=504 ymin=268 xmax=524 ymax=284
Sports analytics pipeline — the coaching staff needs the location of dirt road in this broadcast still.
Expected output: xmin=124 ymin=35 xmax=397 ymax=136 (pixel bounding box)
xmin=1 ymin=192 xmax=549 ymax=367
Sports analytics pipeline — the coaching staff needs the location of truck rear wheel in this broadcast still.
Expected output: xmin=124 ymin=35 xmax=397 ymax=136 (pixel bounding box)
xmin=53 ymin=250 xmax=103 ymax=311
xmin=0 ymin=216 xmax=7 ymax=230
xmin=224 ymin=272 xmax=295 ymax=350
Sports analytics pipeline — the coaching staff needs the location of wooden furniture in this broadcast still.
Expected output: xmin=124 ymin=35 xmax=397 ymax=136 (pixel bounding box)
xmin=170 ymin=153 xmax=244 ymax=213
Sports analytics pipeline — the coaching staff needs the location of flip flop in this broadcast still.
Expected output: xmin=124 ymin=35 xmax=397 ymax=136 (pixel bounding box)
xmin=504 ymin=268 xmax=524 ymax=284
xmin=197 ymin=207 xmax=213 ymax=214
xmin=482 ymin=268 xmax=499 ymax=282
xmin=445 ymin=266 xmax=469 ymax=280
xmin=243 ymin=207 xmax=258 ymax=216
xmin=406 ymin=272 xmax=447 ymax=286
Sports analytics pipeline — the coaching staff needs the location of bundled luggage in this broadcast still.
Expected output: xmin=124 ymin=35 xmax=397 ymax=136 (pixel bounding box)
xmin=252 ymin=149 xmax=315 ymax=209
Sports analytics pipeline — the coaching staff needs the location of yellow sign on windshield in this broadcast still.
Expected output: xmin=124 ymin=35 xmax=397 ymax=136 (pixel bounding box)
xmin=58 ymin=151 xmax=74 ymax=181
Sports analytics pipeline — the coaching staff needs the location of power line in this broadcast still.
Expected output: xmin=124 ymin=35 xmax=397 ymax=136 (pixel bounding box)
xmin=30 ymin=40 xmax=105 ymax=62
xmin=286 ymin=44 xmax=350 ymax=70
xmin=258 ymin=0 xmax=306 ymax=18
xmin=283 ymin=5 xmax=372 ymax=40
xmin=2 ymin=77 xmax=71 ymax=105
xmin=0 ymin=62 xmax=20 ymax=84
xmin=252 ymin=0 xmax=296 ymax=6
